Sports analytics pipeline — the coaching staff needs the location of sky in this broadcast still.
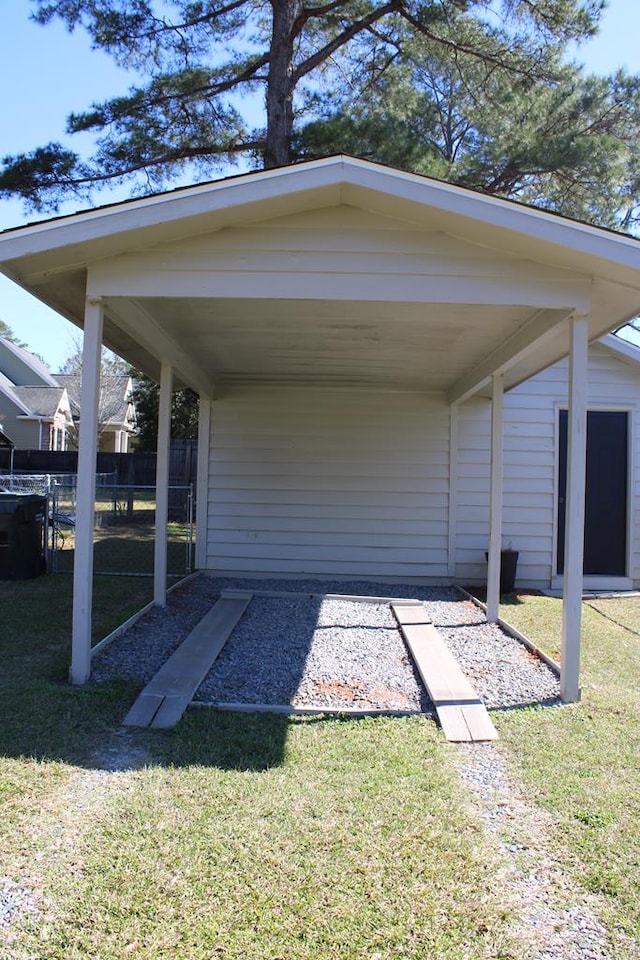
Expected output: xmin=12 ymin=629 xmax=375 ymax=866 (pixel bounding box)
xmin=0 ymin=0 xmax=639 ymax=371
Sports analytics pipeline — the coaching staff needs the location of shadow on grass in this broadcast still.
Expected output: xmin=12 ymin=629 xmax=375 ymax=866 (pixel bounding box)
xmin=54 ymin=528 xmax=191 ymax=577
xmin=463 ymin=586 xmax=536 ymax=607
xmin=0 ymin=676 xmax=293 ymax=773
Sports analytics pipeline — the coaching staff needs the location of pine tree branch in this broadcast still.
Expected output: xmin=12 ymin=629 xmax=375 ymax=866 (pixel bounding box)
xmin=292 ymin=1 xmax=400 ymax=83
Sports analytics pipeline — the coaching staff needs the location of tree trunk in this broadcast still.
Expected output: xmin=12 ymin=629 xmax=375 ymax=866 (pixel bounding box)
xmin=265 ymin=0 xmax=302 ymax=168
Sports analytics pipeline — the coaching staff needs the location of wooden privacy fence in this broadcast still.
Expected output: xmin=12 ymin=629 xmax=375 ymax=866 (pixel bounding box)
xmin=0 ymin=440 xmax=198 ymax=489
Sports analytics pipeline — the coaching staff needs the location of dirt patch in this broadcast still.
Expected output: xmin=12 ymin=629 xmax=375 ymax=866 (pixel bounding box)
xmin=293 ymin=677 xmax=417 ymax=710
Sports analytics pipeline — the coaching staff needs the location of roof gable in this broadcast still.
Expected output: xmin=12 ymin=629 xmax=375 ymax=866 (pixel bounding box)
xmin=12 ymin=386 xmax=69 ymax=420
xmin=0 ymin=157 xmax=639 ymax=399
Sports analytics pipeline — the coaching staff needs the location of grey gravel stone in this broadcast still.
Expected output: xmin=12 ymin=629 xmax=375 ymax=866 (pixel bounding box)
xmin=93 ymin=575 xmax=561 ymax=711
xmin=456 ymin=744 xmax=615 ymax=960
xmin=0 ymin=877 xmax=34 ymax=929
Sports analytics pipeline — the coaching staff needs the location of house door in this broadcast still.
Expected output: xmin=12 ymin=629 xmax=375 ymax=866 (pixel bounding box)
xmin=557 ymin=410 xmax=628 ymax=576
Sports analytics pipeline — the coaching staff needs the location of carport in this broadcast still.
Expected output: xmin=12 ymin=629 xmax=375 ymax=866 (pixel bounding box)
xmin=0 ymin=156 xmax=639 ymax=702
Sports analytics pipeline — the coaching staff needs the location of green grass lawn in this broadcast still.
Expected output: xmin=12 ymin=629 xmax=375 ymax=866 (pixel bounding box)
xmin=1 ymin=576 xmax=639 ymax=959
xmin=494 ymin=592 xmax=640 ymax=956
xmin=53 ymin=521 xmax=193 ymax=577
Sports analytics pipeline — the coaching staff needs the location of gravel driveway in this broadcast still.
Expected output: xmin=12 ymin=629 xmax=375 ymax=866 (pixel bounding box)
xmin=93 ymin=575 xmax=560 ymax=712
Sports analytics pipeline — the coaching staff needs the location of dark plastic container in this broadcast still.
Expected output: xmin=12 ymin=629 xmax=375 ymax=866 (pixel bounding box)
xmin=485 ymin=548 xmax=519 ymax=595
xmin=0 ymin=493 xmax=47 ymax=580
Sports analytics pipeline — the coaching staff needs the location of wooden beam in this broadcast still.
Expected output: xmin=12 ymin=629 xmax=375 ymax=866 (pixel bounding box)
xmin=91 ymin=291 xmax=212 ymax=396
xmin=561 ymin=316 xmax=589 ymax=702
xmin=88 ymin=268 xmax=592 ymax=310
xmin=70 ymin=298 xmax=103 ymax=685
xmin=154 ymin=362 xmax=172 ymax=607
xmin=391 ymin=603 xmax=497 ymax=742
xmin=486 ymin=374 xmax=504 ymax=622
xmin=448 ymin=308 xmax=576 ymax=405
xmin=123 ymin=592 xmax=252 ymax=728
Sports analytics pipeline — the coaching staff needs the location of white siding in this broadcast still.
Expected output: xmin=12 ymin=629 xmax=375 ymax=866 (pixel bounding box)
xmin=206 ymin=386 xmax=451 ymax=582
xmin=455 ymin=344 xmax=640 ymax=588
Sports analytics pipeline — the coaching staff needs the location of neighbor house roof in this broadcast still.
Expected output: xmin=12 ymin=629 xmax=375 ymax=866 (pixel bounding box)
xmin=12 ymin=386 xmax=69 ymax=420
xmin=56 ymin=373 xmax=134 ymax=425
xmin=0 ymin=370 xmax=32 ymax=414
xmin=0 ymin=336 xmax=59 ymax=387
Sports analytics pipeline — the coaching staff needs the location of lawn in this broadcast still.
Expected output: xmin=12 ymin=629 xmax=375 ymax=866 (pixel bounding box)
xmin=495 ymin=591 xmax=640 ymax=956
xmin=1 ymin=576 xmax=639 ymax=959
xmin=52 ymin=522 xmax=193 ymax=577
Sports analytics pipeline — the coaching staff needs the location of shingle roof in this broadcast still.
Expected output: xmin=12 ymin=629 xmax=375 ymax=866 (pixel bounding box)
xmin=12 ymin=386 xmax=67 ymax=419
xmin=55 ymin=374 xmax=133 ymax=424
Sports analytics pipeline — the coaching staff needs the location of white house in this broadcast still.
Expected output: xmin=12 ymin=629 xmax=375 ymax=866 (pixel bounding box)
xmin=56 ymin=373 xmax=136 ymax=453
xmin=0 ymin=337 xmax=136 ymax=452
xmin=0 ymin=156 xmax=639 ymax=702
xmin=460 ymin=334 xmax=640 ymax=593
xmin=0 ymin=337 xmax=72 ymax=450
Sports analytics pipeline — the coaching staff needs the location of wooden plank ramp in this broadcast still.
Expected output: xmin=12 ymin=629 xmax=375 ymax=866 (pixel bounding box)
xmin=391 ymin=602 xmax=498 ymax=742
xmin=123 ymin=591 xmax=252 ymax=729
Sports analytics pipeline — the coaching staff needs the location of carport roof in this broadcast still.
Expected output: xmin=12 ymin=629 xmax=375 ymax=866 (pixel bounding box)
xmin=0 ymin=155 xmax=639 ymax=399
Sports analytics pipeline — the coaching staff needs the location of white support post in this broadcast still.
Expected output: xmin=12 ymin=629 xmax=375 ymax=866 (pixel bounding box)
xmin=486 ymin=373 xmax=504 ymax=623
xmin=154 ymin=362 xmax=173 ymax=607
xmin=561 ymin=316 xmax=589 ymax=703
xmin=447 ymin=405 xmax=459 ymax=579
xmin=70 ymin=299 xmax=103 ymax=685
xmin=195 ymin=394 xmax=211 ymax=570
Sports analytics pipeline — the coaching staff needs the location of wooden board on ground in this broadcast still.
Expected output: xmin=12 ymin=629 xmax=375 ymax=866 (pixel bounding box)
xmin=123 ymin=591 xmax=252 ymax=729
xmin=391 ymin=603 xmax=497 ymax=742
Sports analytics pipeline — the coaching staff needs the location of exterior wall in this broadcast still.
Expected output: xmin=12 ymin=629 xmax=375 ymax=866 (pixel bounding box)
xmin=3 ymin=413 xmax=42 ymax=451
xmin=455 ymin=344 xmax=640 ymax=588
xmin=206 ymin=385 xmax=451 ymax=582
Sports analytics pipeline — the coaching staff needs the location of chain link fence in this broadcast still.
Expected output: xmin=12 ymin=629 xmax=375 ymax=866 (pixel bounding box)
xmin=0 ymin=473 xmax=194 ymax=578
xmin=50 ymin=483 xmax=194 ymax=577
xmin=0 ymin=472 xmax=115 ymax=495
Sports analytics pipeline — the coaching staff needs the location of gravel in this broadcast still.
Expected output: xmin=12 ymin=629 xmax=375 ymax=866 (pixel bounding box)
xmin=93 ymin=575 xmax=561 ymax=711
xmin=456 ymin=744 xmax=614 ymax=960
xmin=0 ymin=877 xmax=34 ymax=930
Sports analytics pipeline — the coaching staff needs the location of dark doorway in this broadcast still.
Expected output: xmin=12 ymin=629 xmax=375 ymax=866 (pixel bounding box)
xmin=557 ymin=410 xmax=628 ymax=576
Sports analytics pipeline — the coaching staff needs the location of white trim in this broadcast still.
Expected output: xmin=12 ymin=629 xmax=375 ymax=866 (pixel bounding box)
xmin=154 ymin=363 xmax=173 ymax=606
xmin=599 ymin=333 xmax=640 ymax=366
xmin=2 ymin=157 xmax=639 ymax=273
xmin=449 ymin=309 xmax=575 ymax=405
xmin=552 ymin=576 xmax=634 ymax=592
xmin=70 ymin=299 xmax=103 ymax=685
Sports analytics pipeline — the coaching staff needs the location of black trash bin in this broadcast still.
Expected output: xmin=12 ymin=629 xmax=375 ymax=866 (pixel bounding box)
xmin=0 ymin=493 xmax=47 ymax=580
xmin=485 ymin=549 xmax=519 ymax=595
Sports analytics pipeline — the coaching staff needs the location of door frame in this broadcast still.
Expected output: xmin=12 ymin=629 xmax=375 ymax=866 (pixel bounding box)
xmin=551 ymin=402 xmax=635 ymax=591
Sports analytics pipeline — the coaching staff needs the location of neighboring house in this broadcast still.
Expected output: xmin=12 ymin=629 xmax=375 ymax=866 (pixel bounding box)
xmin=0 ymin=340 xmax=72 ymax=450
xmin=1 ymin=156 xmax=639 ymax=697
xmin=56 ymin=373 xmax=136 ymax=453
xmin=0 ymin=337 xmax=135 ymax=451
xmin=10 ymin=384 xmax=73 ymax=451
